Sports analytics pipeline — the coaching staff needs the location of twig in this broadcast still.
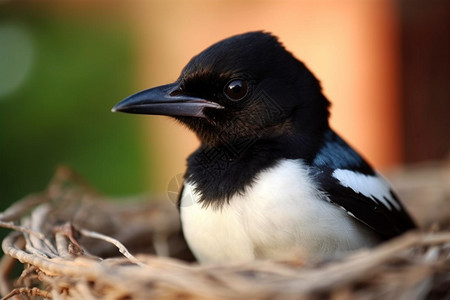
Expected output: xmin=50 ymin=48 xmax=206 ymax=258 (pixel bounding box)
xmin=16 ymin=266 xmax=38 ymax=286
xmin=29 ymin=204 xmax=58 ymax=256
xmin=53 ymin=223 xmax=84 ymax=257
xmin=1 ymin=287 xmax=52 ymax=300
xmin=55 ymin=233 xmax=73 ymax=259
xmin=0 ymin=253 xmax=22 ymax=298
xmin=2 ymin=232 xmax=100 ymax=278
xmin=0 ymin=194 xmax=46 ymax=223
xmin=0 ymin=221 xmax=45 ymax=240
xmin=79 ymin=229 xmax=145 ymax=266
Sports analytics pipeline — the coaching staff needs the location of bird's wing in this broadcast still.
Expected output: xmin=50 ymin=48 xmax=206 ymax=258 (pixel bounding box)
xmin=311 ymin=130 xmax=416 ymax=239
xmin=313 ymin=167 xmax=416 ymax=239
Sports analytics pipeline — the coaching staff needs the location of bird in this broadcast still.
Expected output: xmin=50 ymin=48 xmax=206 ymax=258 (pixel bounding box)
xmin=112 ymin=31 xmax=416 ymax=264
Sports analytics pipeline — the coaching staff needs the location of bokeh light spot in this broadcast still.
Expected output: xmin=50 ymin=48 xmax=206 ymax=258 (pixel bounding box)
xmin=0 ymin=22 xmax=34 ymax=99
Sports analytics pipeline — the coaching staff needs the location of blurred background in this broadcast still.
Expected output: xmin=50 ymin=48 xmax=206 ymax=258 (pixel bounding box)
xmin=0 ymin=0 xmax=449 ymax=208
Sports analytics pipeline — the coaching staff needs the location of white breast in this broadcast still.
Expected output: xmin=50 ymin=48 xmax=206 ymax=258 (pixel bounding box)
xmin=180 ymin=159 xmax=379 ymax=264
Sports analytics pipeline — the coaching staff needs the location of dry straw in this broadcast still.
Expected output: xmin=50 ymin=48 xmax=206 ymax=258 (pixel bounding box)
xmin=0 ymin=162 xmax=449 ymax=300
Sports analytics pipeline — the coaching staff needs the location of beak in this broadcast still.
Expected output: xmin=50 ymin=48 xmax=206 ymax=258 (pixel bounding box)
xmin=112 ymin=82 xmax=223 ymax=118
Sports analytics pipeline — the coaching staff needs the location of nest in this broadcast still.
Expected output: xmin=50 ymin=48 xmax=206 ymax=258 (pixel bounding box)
xmin=0 ymin=163 xmax=449 ymax=300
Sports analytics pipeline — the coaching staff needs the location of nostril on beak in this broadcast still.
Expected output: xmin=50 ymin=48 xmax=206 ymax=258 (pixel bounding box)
xmin=169 ymin=88 xmax=183 ymax=97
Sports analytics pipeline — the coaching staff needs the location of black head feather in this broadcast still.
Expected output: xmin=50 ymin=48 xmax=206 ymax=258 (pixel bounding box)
xmin=174 ymin=31 xmax=331 ymax=148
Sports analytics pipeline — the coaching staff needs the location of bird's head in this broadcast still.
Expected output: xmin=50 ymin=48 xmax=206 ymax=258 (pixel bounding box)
xmin=113 ymin=31 xmax=330 ymax=147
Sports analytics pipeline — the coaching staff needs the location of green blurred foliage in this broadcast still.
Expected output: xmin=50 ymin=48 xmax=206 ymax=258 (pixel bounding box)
xmin=0 ymin=8 xmax=149 ymax=208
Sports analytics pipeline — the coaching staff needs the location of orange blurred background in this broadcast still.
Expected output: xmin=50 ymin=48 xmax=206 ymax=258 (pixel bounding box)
xmin=1 ymin=0 xmax=448 ymax=197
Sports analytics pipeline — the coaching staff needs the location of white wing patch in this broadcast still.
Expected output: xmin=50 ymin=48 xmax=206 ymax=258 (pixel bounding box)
xmin=332 ymin=169 xmax=401 ymax=210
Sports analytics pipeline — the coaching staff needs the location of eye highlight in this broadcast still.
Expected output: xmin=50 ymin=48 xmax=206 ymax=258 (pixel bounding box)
xmin=224 ymin=79 xmax=248 ymax=101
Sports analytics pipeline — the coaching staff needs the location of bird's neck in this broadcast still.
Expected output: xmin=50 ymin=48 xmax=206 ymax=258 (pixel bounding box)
xmin=184 ymin=131 xmax=325 ymax=207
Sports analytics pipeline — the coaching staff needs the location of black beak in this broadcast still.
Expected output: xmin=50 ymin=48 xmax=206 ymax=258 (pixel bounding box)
xmin=112 ymin=82 xmax=223 ymax=118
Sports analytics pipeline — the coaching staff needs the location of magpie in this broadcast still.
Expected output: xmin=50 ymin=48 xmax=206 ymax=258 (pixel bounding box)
xmin=112 ymin=31 xmax=416 ymax=263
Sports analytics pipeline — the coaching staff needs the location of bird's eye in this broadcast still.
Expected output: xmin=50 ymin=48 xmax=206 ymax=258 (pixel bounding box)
xmin=224 ymin=79 xmax=248 ymax=101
